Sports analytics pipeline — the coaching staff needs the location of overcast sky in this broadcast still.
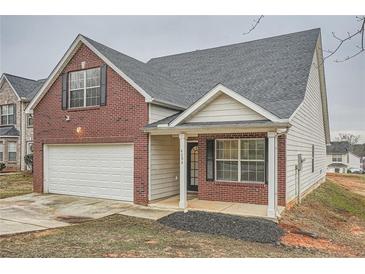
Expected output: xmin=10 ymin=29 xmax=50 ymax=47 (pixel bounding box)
xmin=0 ymin=16 xmax=364 ymax=141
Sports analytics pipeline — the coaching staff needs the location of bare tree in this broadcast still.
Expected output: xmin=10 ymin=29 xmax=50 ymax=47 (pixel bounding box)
xmin=323 ymin=16 xmax=365 ymax=63
xmin=336 ymin=133 xmax=360 ymax=145
xmin=243 ymin=15 xmax=264 ymax=35
xmin=243 ymin=15 xmax=365 ymax=63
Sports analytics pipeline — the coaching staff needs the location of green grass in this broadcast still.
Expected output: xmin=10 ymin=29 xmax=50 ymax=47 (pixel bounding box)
xmin=0 ymin=173 xmax=33 ymax=199
xmin=308 ymin=180 xmax=365 ymax=220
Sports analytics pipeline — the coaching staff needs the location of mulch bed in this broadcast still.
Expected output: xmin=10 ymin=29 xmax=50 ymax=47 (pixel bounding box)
xmin=158 ymin=211 xmax=283 ymax=244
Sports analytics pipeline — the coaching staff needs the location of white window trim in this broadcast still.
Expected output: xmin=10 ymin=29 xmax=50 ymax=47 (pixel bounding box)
xmin=68 ymin=68 xmax=100 ymax=109
xmin=214 ymin=138 xmax=266 ymax=184
xmin=0 ymin=104 xmax=15 ymax=125
xmin=7 ymin=142 xmax=17 ymax=162
xmin=332 ymin=154 xmax=342 ymax=163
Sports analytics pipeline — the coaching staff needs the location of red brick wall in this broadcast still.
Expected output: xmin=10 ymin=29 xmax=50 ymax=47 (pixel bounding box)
xmin=33 ymin=44 xmax=149 ymax=205
xmin=198 ymin=132 xmax=286 ymax=206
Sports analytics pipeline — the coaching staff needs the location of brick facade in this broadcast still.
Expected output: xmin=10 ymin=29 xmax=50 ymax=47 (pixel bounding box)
xmin=197 ymin=132 xmax=286 ymax=206
xmin=33 ymin=44 xmax=149 ymax=205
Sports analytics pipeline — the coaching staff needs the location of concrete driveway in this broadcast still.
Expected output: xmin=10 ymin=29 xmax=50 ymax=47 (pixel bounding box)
xmin=0 ymin=193 xmax=173 ymax=236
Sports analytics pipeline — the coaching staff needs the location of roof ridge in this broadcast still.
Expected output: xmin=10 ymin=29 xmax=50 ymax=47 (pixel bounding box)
xmin=3 ymin=73 xmax=38 ymax=82
xmin=148 ymin=28 xmax=320 ymax=62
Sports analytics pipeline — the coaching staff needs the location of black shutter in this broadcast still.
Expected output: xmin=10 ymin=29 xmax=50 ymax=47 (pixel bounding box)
xmin=265 ymin=138 xmax=268 ymax=184
xmin=206 ymin=139 xmax=215 ymax=181
xmin=61 ymin=73 xmax=68 ymax=110
xmin=100 ymin=64 xmax=107 ymax=106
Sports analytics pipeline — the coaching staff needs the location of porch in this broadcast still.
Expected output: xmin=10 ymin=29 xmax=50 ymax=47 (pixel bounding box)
xmin=146 ymin=117 xmax=289 ymax=219
xmin=149 ymin=194 xmax=285 ymax=219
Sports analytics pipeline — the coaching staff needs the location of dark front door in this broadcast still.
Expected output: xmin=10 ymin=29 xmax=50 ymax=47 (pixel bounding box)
xmin=187 ymin=143 xmax=199 ymax=191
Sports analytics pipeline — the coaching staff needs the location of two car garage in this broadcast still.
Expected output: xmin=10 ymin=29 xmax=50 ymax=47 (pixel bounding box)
xmin=43 ymin=144 xmax=134 ymax=201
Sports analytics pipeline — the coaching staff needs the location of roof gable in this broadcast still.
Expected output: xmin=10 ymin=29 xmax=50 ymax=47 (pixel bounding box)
xmin=187 ymin=93 xmax=266 ymax=123
xmin=169 ymin=84 xmax=281 ymax=127
xmin=1 ymin=73 xmax=45 ymax=101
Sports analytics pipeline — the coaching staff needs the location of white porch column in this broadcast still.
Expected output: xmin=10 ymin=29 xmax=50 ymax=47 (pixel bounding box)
xmin=267 ymin=132 xmax=277 ymax=218
xmin=179 ymin=133 xmax=188 ymax=209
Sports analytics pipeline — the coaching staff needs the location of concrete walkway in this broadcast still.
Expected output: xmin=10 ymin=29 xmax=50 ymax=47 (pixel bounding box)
xmin=0 ymin=194 xmax=173 ymax=236
xmin=149 ymin=195 xmax=285 ymax=219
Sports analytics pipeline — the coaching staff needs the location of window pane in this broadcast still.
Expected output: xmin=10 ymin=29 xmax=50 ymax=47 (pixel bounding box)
xmin=241 ymin=161 xmax=249 ymax=181
xmin=216 ymin=161 xmax=238 ymax=181
xmin=70 ymin=89 xmax=84 ymax=108
xmin=86 ymin=68 xmax=100 ymax=87
xmin=9 ymin=152 xmax=16 ymax=161
xmin=257 ymin=149 xmax=265 ymax=160
xmin=8 ymin=114 xmax=15 ymax=124
xmin=86 ymin=87 xmax=100 ymax=106
xmin=7 ymin=105 xmax=14 ymax=114
xmin=257 ymin=140 xmax=265 ymax=150
xmin=216 ymin=140 xmax=238 ymax=160
xmin=1 ymin=116 xmax=7 ymax=125
xmin=70 ymin=71 xmax=84 ymax=90
xmin=248 ymin=162 xmax=257 ymax=181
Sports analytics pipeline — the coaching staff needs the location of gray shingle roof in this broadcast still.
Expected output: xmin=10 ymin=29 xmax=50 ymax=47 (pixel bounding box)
xmin=0 ymin=126 xmax=19 ymax=137
xmin=147 ymin=28 xmax=320 ymax=118
xmin=327 ymin=141 xmax=351 ymax=154
xmin=82 ymin=36 xmax=187 ymax=108
xmin=82 ymin=28 xmax=320 ymax=118
xmin=4 ymin=74 xmax=45 ymax=101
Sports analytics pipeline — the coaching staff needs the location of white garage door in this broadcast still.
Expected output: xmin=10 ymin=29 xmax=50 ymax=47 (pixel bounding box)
xmin=45 ymin=144 xmax=134 ymax=201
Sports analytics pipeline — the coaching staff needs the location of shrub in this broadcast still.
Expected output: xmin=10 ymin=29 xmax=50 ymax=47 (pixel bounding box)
xmin=0 ymin=162 xmax=5 ymax=172
xmin=24 ymin=154 xmax=33 ymax=172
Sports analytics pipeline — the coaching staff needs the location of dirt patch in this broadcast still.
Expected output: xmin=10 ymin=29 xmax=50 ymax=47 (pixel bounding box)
xmin=33 ymin=230 xmax=60 ymax=238
xmin=280 ymin=233 xmax=356 ymax=256
xmin=55 ymin=215 xmax=94 ymax=224
xmin=327 ymin=174 xmax=365 ymax=197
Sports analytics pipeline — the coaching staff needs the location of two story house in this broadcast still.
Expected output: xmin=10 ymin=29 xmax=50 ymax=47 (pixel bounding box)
xmin=0 ymin=73 xmax=45 ymax=171
xmin=26 ymin=28 xmax=330 ymax=219
xmin=326 ymin=141 xmax=361 ymax=173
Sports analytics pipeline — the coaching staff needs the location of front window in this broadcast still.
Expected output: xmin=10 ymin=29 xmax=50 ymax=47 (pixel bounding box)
xmin=216 ymin=139 xmax=265 ymax=183
xmin=0 ymin=104 xmax=15 ymax=125
xmin=332 ymin=154 xmax=342 ymax=162
xmin=8 ymin=142 xmax=16 ymax=162
xmin=69 ymin=68 xmax=100 ymax=108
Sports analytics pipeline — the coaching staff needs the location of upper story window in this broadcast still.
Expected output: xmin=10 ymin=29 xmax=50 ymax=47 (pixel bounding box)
xmin=69 ymin=68 xmax=100 ymax=108
xmin=27 ymin=114 xmax=33 ymax=127
xmin=332 ymin=154 xmax=342 ymax=162
xmin=0 ymin=104 xmax=15 ymax=125
xmin=215 ymin=139 xmax=265 ymax=183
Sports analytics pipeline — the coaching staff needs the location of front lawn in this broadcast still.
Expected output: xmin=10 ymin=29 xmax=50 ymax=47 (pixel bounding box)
xmin=0 ymin=173 xmax=33 ymax=199
xmin=1 ymin=175 xmax=364 ymax=257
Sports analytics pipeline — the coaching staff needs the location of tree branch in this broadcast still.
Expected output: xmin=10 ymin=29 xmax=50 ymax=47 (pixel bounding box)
xmin=243 ymin=15 xmax=264 ymax=35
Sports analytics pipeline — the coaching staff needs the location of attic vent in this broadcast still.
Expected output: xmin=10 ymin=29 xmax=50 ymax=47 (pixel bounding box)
xmin=81 ymin=61 xmax=86 ymax=69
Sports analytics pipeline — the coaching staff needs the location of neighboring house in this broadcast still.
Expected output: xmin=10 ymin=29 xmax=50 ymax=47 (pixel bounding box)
xmin=349 ymin=143 xmax=365 ymax=171
xmin=0 ymin=74 xmax=45 ymax=171
xmin=326 ymin=141 xmax=361 ymax=173
xmin=26 ymin=28 xmax=330 ymax=218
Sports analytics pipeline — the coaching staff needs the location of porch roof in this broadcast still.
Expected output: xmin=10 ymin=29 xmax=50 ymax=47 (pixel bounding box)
xmin=144 ymin=119 xmax=290 ymax=134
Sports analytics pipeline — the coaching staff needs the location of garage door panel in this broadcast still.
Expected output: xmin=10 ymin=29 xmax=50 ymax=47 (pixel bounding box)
xmin=46 ymin=144 xmax=134 ymax=201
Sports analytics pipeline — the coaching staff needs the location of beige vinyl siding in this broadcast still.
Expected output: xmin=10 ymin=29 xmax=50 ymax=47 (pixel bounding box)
xmin=187 ymin=93 xmax=265 ymax=123
xmin=286 ymin=46 xmax=327 ymax=202
xmin=149 ymin=104 xmax=179 ymax=123
xmin=150 ymin=135 xmax=179 ymax=200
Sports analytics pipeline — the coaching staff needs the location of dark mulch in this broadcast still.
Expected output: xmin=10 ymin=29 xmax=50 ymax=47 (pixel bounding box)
xmin=158 ymin=211 xmax=284 ymax=244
